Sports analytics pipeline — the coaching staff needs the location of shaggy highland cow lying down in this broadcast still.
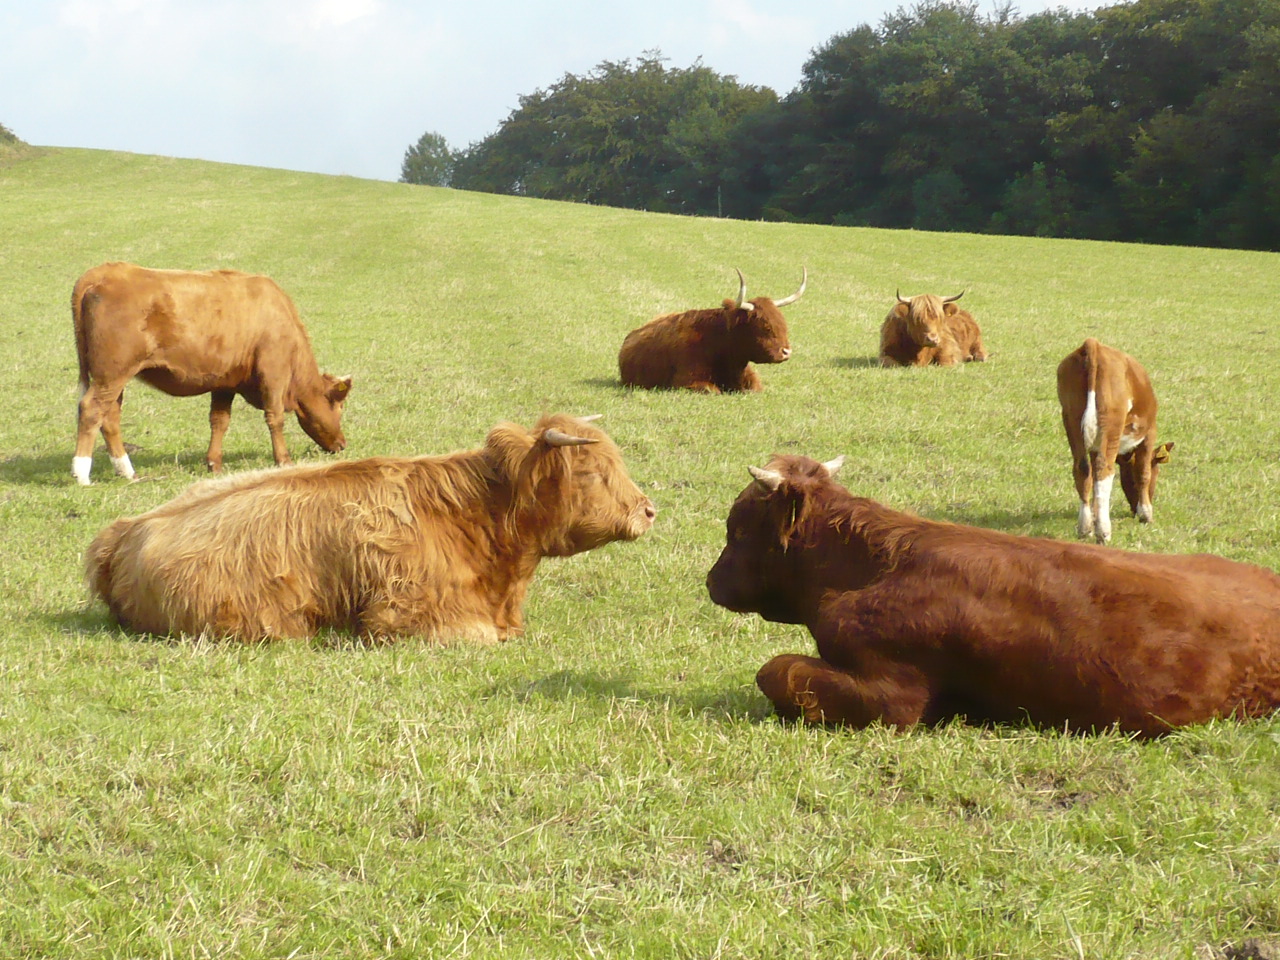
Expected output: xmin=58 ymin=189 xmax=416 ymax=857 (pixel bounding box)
xmin=86 ymin=414 xmax=655 ymax=642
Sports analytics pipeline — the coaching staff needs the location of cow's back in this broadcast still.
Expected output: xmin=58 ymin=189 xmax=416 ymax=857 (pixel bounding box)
xmin=75 ymin=262 xmax=308 ymax=392
xmin=619 ymin=311 xmax=688 ymax=387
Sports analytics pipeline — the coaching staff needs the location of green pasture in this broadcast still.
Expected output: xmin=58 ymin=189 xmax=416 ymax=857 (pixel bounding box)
xmin=1 ymin=148 xmax=1278 ymax=959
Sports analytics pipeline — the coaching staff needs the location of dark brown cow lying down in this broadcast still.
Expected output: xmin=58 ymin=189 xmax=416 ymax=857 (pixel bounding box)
xmin=618 ymin=268 xmax=806 ymax=393
xmin=707 ymin=456 xmax=1280 ymax=736
xmin=86 ymin=414 xmax=655 ymax=642
xmin=72 ymin=261 xmax=351 ymax=485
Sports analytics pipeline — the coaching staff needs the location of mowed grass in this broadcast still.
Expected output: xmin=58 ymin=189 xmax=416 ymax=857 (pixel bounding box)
xmin=2 ymin=147 xmax=1279 ymax=959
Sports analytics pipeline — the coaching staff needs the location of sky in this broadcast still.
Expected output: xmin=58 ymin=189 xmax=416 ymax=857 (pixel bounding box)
xmin=3 ymin=0 xmax=1107 ymax=183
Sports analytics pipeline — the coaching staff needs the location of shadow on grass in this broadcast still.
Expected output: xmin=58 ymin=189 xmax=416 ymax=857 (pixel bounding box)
xmin=0 ymin=448 xmax=266 ymax=487
xmin=946 ymin=506 xmax=1069 ymax=534
xmin=489 ymin=668 xmax=773 ymax=723
xmin=830 ymin=356 xmax=882 ymax=370
xmin=577 ymin=377 xmax=627 ymax=390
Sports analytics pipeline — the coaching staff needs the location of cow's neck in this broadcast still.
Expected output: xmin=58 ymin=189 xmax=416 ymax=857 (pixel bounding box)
xmin=791 ymin=489 xmax=913 ymax=608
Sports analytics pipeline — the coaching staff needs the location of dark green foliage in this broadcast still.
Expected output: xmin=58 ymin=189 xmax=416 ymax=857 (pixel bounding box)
xmin=400 ymin=130 xmax=456 ymax=187
xmin=449 ymin=52 xmax=776 ymax=216
xmin=406 ymin=0 xmax=1280 ymax=250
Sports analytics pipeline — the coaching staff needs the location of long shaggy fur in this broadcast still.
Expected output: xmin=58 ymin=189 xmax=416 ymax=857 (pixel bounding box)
xmin=85 ymin=414 xmax=654 ymax=642
xmin=879 ymin=294 xmax=987 ymax=367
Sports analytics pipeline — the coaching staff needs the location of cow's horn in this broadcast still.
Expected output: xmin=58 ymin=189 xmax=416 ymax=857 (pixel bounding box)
xmin=748 ymin=465 xmax=784 ymax=491
xmin=773 ymin=266 xmax=808 ymax=307
xmin=822 ymin=455 xmax=845 ymax=477
xmin=896 ymin=289 xmax=910 ymax=304
xmin=734 ymin=268 xmax=754 ymax=312
xmin=543 ymin=429 xmax=599 ymax=447
xmin=943 ymin=290 xmax=965 ymax=303
xmin=576 ymin=414 xmax=604 ymax=423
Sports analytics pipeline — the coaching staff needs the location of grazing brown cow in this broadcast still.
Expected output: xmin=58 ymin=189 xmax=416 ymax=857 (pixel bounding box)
xmin=706 ymin=455 xmax=1280 ymax=736
xmin=85 ymin=414 xmax=655 ymax=642
xmin=879 ymin=291 xmax=987 ymax=367
xmin=1057 ymin=338 xmax=1173 ymax=544
xmin=618 ymin=268 xmax=806 ymax=393
xmin=72 ymin=261 xmax=352 ymax=485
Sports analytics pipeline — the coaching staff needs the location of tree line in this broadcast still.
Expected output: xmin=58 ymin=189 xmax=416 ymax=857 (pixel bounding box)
xmin=402 ymin=0 xmax=1280 ymax=251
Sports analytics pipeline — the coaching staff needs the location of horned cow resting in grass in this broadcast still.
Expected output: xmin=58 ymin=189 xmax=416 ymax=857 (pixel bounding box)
xmin=618 ymin=268 xmax=806 ymax=393
xmin=879 ymin=291 xmax=987 ymax=367
xmin=72 ymin=261 xmax=351 ymax=485
xmin=85 ymin=414 xmax=656 ymax=642
xmin=706 ymin=455 xmax=1280 ymax=736
xmin=1057 ymin=338 xmax=1173 ymax=544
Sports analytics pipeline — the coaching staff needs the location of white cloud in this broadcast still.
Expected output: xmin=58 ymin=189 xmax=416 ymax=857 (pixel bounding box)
xmin=306 ymin=0 xmax=382 ymax=30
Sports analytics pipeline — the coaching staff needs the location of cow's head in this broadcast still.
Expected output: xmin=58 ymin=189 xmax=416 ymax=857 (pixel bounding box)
xmin=706 ymin=453 xmax=844 ymax=624
xmin=487 ymin=414 xmax=656 ymax=557
xmin=1119 ymin=441 xmax=1175 ymax=519
xmin=723 ymin=268 xmax=806 ymax=364
xmin=296 ymin=373 xmax=352 ymax=453
xmin=893 ymin=291 xmax=964 ymax=347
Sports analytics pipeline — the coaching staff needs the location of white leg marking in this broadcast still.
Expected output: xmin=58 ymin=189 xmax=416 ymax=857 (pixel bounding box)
xmin=1094 ymin=473 xmax=1113 ymax=543
xmin=110 ymin=453 xmax=136 ymax=480
xmin=72 ymin=455 xmax=93 ymax=486
xmin=1077 ymin=501 xmax=1094 ymax=538
xmin=1080 ymin=391 xmax=1098 ymax=450
xmin=1136 ymin=501 xmax=1153 ymax=523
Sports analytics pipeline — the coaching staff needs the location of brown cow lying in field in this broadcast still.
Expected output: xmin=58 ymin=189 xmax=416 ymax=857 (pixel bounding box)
xmin=879 ymin=291 xmax=987 ymax=367
xmin=72 ymin=261 xmax=351 ymax=485
xmin=1057 ymin=338 xmax=1173 ymax=544
xmin=618 ymin=268 xmax=806 ymax=392
xmin=86 ymin=414 xmax=656 ymax=642
xmin=706 ymin=455 xmax=1280 ymax=736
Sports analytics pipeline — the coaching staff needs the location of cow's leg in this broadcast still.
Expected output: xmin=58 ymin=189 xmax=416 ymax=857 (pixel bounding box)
xmin=756 ymin=653 xmax=929 ymax=729
xmin=260 ymin=387 xmax=293 ymax=466
xmin=1061 ymin=409 xmax=1094 ymax=537
xmin=206 ymin=390 xmax=235 ymax=472
xmin=99 ymin=390 xmax=136 ymax=481
xmin=735 ymin=366 xmax=763 ymax=392
xmin=1128 ymin=442 xmax=1156 ymax=523
xmin=1091 ymin=454 xmax=1116 ymax=544
xmin=74 ymin=378 xmax=128 ymax=485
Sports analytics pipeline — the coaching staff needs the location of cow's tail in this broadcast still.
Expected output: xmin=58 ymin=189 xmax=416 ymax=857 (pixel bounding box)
xmin=71 ymin=276 xmax=94 ymax=397
xmin=1079 ymin=337 xmax=1101 ymax=451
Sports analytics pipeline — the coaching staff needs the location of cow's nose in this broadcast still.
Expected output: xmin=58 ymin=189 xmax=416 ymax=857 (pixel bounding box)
xmin=644 ymin=501 xmax=657 ymax=521
xmin=926 ymin=334 xmax=940 ymax=345
xmin=780 ymin=347 xmax=792 ymax=360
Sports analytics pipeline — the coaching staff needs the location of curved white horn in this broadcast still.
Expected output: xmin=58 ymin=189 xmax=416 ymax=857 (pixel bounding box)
xmin=576 ymin=414 xmax=604 ymax=423
xmin=822 ymin=455 xmax=846 ymax=477
xmin=896 ymin=289 xmax=910 ymax=304
xmin=543 ymin=429 xmax=599 ymax=448
xmin=942 ymin=290 xmax=965 ymax=303
xmin=734 ymin=268 xmax=753 ymax=312
xmin=748 ymin=465 xmax=784 ymax=491
xmin=773 ymin=266 xmax=808 ymax=307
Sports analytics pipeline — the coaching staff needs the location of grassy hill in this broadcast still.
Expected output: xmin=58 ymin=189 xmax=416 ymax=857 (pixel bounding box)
xmin=2 ymin=147 xmax=1278 ymax=959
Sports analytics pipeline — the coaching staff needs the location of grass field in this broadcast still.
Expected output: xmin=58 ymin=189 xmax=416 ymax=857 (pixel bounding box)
xmin=2 ymin=147 xmax=1279 ymax=959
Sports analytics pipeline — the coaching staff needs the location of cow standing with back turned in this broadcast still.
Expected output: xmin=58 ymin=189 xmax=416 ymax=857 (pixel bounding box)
xmin=1057 ymin=338 xmax=1173 ymax=544
xmin=618 ymin=268 xmax=806 ymax=393
xmin=71 ymin=262 xmax=351 ymax=485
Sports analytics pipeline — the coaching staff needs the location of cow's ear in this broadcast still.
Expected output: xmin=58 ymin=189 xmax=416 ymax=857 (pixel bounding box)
xmin=330 ymin=375 xmax=352 ymax=400
xmin=943 ymin=302 xmax=959 ymax=316
xmin=1153 ymin=441 xmax=1174 ymax=464
xmin=893 ymin=302 xmax=910 ymax=320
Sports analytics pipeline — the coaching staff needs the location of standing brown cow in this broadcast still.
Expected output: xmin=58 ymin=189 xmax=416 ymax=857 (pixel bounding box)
xmin=72 ymin=262 xmax=352 ymax=485
xmin=879 ymin=291 xmax=987 ymax=367
xmin=618 ymin=268 xmax=806 ymax=393
xmin=1057 ymin=338 xmax=1173 ymax=544
xmin=706 ymin=455 xmax=1280 ymax=736
xmin=85 ymin=414 xmax=656 ymax=642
